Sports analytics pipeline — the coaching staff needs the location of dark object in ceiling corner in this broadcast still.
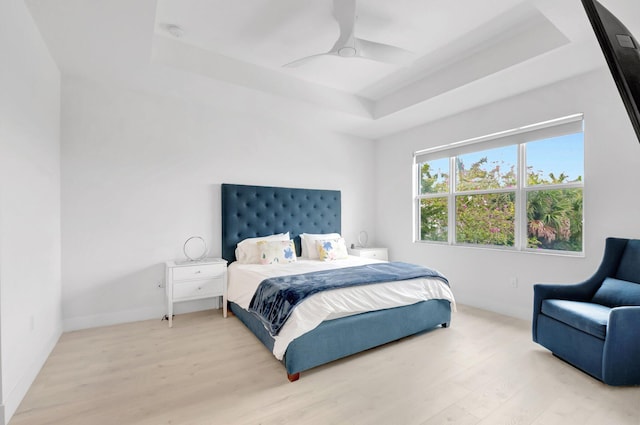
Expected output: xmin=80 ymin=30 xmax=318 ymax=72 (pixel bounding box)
xmin=582 ymin=0 xmax=640 ymax=144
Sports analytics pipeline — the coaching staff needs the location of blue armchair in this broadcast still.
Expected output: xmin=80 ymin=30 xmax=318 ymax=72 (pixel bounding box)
xmin=532 ymin=237 xmax=640 ymax=386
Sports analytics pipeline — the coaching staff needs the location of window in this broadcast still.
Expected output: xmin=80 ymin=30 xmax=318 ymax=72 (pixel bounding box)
xmin=414 ymin=115 xmax=584 ymax=254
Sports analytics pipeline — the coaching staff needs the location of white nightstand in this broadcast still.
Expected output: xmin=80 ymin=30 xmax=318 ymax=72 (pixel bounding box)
xmin=348 ymin=247 xmax=388 ymax=261
xmin=165 ymin=257 xmax=228 ymax=327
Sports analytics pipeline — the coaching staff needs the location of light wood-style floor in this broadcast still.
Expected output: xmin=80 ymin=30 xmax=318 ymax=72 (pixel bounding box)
xmin=11 ymin=305 xmax=640 ymax=425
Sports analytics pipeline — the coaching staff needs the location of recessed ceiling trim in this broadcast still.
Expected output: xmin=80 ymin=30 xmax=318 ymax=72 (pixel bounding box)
xmin=152 ymin=35 xmax=373 ymax=119
xmin=372 ymin=7 xmax=571 ymax=119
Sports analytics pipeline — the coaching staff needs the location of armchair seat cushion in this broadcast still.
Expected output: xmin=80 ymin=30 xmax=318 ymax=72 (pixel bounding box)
xmin=541 ymin=299 xmax=610 ymax=340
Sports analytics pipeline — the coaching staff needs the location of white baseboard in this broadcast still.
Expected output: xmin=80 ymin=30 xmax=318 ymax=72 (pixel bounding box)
xmin=63 ymin=305 xmax=166 ymax=332
xmin=63 ymin=298 xmax=221 ymax=332
xmin=4 ymin=327 xmax=61 ymax=425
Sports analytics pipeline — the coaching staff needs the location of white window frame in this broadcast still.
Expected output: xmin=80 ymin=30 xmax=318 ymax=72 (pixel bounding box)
xmin=413 ymin=114 xmax=584 ymax=255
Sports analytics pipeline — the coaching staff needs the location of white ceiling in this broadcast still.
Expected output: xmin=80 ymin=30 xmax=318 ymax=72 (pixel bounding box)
xmin=24 ymin=0 xmax=640 ymax=139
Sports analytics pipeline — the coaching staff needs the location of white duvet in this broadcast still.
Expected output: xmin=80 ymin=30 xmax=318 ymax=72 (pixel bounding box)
xmin=227 ymin=256 xmax=456 ymax=360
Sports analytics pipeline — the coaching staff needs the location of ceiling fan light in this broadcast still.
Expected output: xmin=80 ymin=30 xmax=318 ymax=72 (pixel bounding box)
xmin=338 ymin=46 xmax=357 ymax=57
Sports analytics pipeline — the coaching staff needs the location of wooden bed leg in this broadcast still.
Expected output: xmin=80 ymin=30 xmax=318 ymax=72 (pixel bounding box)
xmin=287 ymin=372 xmax=300 ymax=382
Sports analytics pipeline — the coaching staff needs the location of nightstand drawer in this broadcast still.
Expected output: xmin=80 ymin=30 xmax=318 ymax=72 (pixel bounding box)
xmin=359 ymin=250 xmax=384 ymax=259
xmin=172 ymin=278 xmax=224 ymax=300
xmin=172 ymin=264 xmax=225 ymax=281
xmin=349 ymin=248 xmax=388 ymax=261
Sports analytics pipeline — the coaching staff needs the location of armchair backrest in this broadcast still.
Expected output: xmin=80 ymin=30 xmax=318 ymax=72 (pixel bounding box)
xmin=615 ymin=239 xmax=640 ymax=284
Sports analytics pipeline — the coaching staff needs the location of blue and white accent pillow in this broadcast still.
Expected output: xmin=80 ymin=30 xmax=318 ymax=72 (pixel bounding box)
xmin=316 ymin=238 xmax=349 ymax=261
xmin=257 ymin=240 xmax=297 ymax=264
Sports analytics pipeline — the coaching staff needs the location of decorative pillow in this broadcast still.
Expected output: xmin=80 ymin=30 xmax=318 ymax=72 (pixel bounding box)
xmin=300 ymin=233 xmax=341 ymax=259
xmin=592 ymin=277 xmax=640 ymax=307
xmin=316 ymin=238 xmax=349 ymax=261
xmin=257 ymin=240 xmax=297 ymax=265
xmin=235 ymin=233 xmax=289 ymax=264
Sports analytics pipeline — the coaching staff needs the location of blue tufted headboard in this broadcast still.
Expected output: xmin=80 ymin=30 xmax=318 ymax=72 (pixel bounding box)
xmin=221 ymin=184 xmax=341 ymax=263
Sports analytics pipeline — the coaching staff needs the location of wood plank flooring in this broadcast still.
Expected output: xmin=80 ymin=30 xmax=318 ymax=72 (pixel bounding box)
xmin=11 ymin=305 xmax=640 ymax=425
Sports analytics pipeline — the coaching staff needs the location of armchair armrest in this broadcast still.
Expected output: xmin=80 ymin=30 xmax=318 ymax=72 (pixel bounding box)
xmin=602 ymin=306 xmax=640 ymax=386
xmin=533 ymin=281 xmax=597 ymax=312
xmin=534 ymin=282 xmax=594 ymax=302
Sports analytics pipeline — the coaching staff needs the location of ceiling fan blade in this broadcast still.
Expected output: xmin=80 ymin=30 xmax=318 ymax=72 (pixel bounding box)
xmin=284 ymin=0 xmax=412 ymax=68
xmin=283 ymin=53 xmax=331 ymax=68
xmin=355 ymin=38 xmax=414 ymax=65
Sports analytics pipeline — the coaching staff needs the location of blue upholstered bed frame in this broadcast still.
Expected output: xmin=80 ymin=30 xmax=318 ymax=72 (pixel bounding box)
xmin=221 ymin=183 xmax=451 ymax=381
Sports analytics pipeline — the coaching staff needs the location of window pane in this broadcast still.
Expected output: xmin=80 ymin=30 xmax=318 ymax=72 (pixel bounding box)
xmin=527 ymin=188 xmax=583 ymax=251
xmin=456 ymin=193 xmax=515 ymax=246
xmin=526 ymin=133 xmax=584 ymax=186
xmin=419 ymin=158 xmax=449 ymax=194
xmin=420 ymin=198 xmax=448 ymax=241
xmin=456 ymin=145 xmax=517 ymax=191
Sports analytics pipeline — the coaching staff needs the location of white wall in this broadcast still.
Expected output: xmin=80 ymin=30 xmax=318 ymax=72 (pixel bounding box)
xmin=0 ymin=0 xmax=62 ymax=423
xmin=375 ymin=68 xmax=640 ymax=320
xmin=61 ymin=76 xmax=376 ymax=331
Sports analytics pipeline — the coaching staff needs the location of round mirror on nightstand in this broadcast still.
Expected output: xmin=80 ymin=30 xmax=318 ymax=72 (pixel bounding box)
xmin=358 ymin=231 xmax=368 ymax=248
xmin=183 ymin=236 xmax=208 ymax=261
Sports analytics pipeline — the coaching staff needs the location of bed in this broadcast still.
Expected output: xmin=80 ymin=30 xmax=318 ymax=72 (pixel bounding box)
xmin=221 ymin=183 xmax=454 ymax=381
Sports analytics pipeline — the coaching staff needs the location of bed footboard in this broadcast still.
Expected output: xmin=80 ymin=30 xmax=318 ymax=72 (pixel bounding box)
xmin=283 ymin=299 xmax=451 ymax=379
xmin=229 ymin=300 xmax=451 ymax=381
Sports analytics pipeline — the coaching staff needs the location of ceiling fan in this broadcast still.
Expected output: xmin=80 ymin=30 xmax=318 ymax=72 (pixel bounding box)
xmin=284 ymin=0 xmax=413 ymax=68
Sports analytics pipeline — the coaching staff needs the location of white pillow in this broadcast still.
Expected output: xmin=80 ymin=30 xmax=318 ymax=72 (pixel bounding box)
xmin=300 ymin=233 xmax=341 ymax=259
xmin=316 ymin=238 xmax=349 ymax=261
xmin=258 ymin=240 xmax=297 ymax=264
xmin=235 ymin=233 xmax=289 ymax=264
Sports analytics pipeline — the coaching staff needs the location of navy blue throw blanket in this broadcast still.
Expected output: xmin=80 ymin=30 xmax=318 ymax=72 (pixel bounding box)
xmin=248 ymin=262 xmax=449 ymax=335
